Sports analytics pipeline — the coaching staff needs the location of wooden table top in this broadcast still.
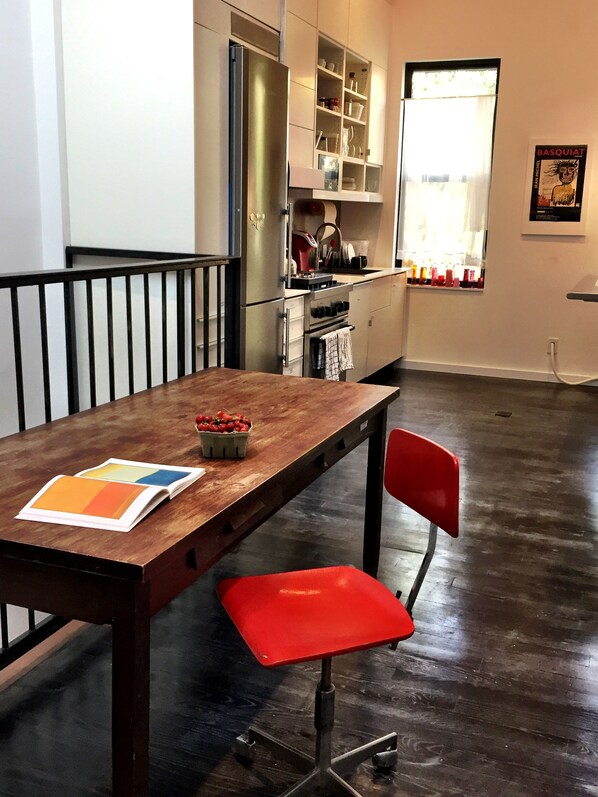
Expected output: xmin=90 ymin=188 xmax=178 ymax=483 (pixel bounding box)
xmin=0 ymin=369 xmax=398 ymax=582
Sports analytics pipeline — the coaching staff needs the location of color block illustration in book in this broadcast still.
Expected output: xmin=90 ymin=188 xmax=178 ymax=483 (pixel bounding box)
xmin=16 ymin=459 xmax=205 ymax=533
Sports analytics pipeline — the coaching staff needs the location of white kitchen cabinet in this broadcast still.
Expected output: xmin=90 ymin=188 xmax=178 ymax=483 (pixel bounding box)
xmin=317 ymin=0 xmax=349 ymax=46
xmin=283 ymin=294 xmax=305 ymax=376
xmin=346 ymin=281 xmax=371 ymax=382
xmin=366 ymin=63 xmax=386 ymax=169
xmin=286 ymin=12 xmax=317 ymax=170
xmin=286 ymin=13 xmax=317 ymax=91
xmin=287 ymin=0 xmax=317 ymax=26
xmin=347 ymin=0 xmax=392 ymax=70
xmin=227 ymin=0 xmax=281 ymax=31
xmin=346 ymin=273 xmax=406 ymax=381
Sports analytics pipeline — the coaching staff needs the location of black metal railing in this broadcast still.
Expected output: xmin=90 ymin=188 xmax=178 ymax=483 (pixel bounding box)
xmin=0 ymin=246 xmax=241 ymax=671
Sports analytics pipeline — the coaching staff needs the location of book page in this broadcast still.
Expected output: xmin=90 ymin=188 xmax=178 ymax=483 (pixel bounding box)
xmin=16 ymin=474 xmax=168 ymax=532
xmin=75 ymin=459 xmax=205 ymax=498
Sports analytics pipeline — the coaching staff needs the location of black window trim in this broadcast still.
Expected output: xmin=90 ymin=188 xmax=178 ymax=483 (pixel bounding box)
xmin=396 ymin=57 xmax=501 ymax=270
xmin=404 ymin=58 xmax=501 ymax=99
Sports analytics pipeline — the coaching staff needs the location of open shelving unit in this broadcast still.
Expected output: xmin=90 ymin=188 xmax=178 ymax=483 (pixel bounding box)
xmin=313 ymin=35 xmax=382 ymax=202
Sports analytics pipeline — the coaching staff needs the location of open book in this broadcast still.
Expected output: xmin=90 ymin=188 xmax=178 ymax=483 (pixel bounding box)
xmin=16 ymin=458 xmax=205 ymax=533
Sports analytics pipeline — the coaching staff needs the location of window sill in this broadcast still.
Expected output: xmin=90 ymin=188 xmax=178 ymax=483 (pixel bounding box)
xmin=407 ymin=283 xmax=484 ymax=292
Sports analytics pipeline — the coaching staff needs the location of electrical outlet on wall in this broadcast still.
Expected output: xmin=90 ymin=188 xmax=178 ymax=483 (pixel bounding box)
xmin=547 ymin=337 xmax=559 ymax=355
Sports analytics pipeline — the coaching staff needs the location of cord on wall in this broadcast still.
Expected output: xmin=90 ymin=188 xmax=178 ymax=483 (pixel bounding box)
xmin=548 ymin=340 xmax=598 ymax=386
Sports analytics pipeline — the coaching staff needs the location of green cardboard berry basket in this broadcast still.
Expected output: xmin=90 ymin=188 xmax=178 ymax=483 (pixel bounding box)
xmin=195 ymin=424 xmax=252 ymax=459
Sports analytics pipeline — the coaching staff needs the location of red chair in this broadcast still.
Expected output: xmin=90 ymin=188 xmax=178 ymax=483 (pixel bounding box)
xmin=384 ymin=428 xmax=459 ymax=641
xmin=217 ymin=429 xmax=459 ymax=796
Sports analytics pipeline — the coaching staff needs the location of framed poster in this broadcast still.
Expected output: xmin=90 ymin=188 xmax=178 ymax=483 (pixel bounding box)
xmin=522 ymin=139 xmax=592 ymax=235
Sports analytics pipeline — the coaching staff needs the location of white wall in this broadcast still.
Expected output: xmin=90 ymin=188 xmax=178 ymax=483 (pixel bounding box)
xmin=0 ymin=2 xmax=43 ymax=273
xmin=381 ymin=0 xmax=598 ymax=384
xmin=61 ymin=0 xmax=196 ymax=252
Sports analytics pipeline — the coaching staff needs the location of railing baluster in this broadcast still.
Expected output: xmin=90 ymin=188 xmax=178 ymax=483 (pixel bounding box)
xmin=161 ymin=272 xmax=168 ymax=383
xmin=86 ymin=280 xmax=97 ymax=408
xmin=64 ymin=282 xmax=79 ymax=414
xmin=126 ymin=275 xmax=134 ymax=395
xmin=203 ymin=268 xmax=210 ymax=369
xmin=144 ymin=274 xmax=152 ymax=389
xmin=38 ymin=285 xmax=52 ymax=423
xmin=216 ymin=265 xmax=223 ymax=367
xmin=10 ymin=287 xmax=26 ymax=432
xmin=191 ymin=270 xmax=197 ymax=373
xmin=176 ymin=270 xmax=185 ymax=379
xmin=107 ymin=277 xmax=115 ymax=402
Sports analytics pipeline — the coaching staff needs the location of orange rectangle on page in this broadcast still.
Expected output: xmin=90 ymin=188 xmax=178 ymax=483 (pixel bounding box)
xmin=83 ymin=480 xmax=147 ymax=519
xmin=31 ymin=476 xmax=146 ymax=519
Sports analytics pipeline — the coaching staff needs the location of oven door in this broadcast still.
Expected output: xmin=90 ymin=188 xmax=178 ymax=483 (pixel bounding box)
xmin=304 ymin=319 xmax=353 ymax=380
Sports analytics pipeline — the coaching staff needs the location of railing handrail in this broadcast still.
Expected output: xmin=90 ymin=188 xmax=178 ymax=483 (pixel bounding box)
xmin=0 ymin=253 xmax=238 ymax=289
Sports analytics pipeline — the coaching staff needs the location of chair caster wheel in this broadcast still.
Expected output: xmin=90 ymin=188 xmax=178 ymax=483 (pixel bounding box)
xmin=234 ymin=733 xmax=256 ymax=762
xmin=372 ymin=749 xmax=398 ymax=770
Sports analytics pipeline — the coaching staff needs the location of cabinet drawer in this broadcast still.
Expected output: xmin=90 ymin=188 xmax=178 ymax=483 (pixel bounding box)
xmin=368 ymin=277 xmax=391 ymax=311
xmin=287 ymin=337 xmax=304 ymax=362
xmin=285 ymin=296 xmax=305 ymax=320
xmin=283 ymin=357 xmax=303 ymax=377
xmin=288 ymin=315 xmax=304 ymax=342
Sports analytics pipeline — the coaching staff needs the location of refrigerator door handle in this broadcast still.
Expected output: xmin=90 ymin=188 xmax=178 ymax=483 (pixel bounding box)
xmin=284 ymin=201 xmax=293 ymax=287
xmin=279 ymin=204 xmax=290 ymax=285
xmin=282 ymin=309 xmax=290 ymax=368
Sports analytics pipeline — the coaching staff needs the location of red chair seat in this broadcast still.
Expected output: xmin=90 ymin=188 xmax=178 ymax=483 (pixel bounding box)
xmin=217 ymin=565 xmax=415 ymax=669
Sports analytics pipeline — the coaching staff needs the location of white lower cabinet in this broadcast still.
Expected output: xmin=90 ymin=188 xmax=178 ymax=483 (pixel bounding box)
xmin=283 ymin=294 xmax=305 ymax=376
xmin=346 ymin=282 xmax=370 ymax=382
xmin=346 ymin=272 xmax=406 ymax=381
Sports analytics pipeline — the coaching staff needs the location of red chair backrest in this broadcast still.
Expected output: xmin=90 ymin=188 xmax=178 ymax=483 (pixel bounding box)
xmin=384 ymin=428 xmax=459 ymax=538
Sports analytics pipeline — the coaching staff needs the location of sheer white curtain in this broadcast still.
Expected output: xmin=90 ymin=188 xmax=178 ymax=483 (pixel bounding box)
xmin=397 ymin=94 xmax=496 ymax=267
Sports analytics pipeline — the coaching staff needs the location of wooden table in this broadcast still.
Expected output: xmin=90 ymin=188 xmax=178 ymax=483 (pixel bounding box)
xmin=0 ymin=368 xmax=398 ymax=796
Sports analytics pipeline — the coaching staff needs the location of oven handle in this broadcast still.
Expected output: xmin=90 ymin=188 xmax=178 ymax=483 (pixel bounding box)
xmin=306 ymin=322 xmax=355 ymax=341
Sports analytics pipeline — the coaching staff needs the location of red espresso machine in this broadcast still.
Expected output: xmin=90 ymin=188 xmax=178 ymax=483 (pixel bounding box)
xmin=291 ymin=231 xmax=318 ymax=272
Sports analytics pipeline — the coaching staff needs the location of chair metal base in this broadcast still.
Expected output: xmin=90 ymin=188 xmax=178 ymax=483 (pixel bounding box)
xmin=236 ymin=727 xmax=398 ymax=796
xmin=234 ymin=659 xmax=398 ymax=797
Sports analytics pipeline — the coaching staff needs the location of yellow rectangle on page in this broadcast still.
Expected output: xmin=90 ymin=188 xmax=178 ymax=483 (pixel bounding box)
xmin=81 ymin=463 xmax=159 ymax=483
xmin=31 ymin=475 xmax=146 ymax=519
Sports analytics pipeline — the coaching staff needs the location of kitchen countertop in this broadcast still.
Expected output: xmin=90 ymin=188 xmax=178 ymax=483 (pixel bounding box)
xmin=322 ymin=267 xmax=408 ymax=285
xmin=284 ymin=268 xmax=408 ymax=298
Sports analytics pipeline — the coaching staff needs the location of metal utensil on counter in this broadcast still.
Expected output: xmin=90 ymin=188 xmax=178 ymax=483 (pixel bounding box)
xmin=315 ymin=222 xmax=343 ymax=270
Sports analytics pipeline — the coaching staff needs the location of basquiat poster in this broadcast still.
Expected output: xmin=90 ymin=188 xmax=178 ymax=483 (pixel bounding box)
xmin=528 ymin=144 xmax=588 ymax=224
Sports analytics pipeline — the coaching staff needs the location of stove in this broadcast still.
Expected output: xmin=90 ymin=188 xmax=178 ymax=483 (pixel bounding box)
xmin=289 ymin=273 xmax=340 ymax=292
xmin=299 ymin=279 xmax=354 ymax=379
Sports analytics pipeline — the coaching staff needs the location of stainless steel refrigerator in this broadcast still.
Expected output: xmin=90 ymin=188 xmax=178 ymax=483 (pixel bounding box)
xmin=229 ymin=45 xmax=289 ymax=374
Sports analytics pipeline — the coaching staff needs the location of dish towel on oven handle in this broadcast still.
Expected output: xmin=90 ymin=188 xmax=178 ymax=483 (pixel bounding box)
xmin=313 ymin=330 xmax=341 ymax=380
xmin=337 ymin=326 xmax=353 ymax=372
xmin=313 ymin=327 xmax=353 ymax=380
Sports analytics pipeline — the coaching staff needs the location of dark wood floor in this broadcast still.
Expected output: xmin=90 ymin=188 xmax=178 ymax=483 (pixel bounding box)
xmin=1 ymin=369 xmax=597 ymax=796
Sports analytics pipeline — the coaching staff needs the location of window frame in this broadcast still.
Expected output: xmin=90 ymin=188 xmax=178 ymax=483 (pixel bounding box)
xmin=397 ymin=58 xmax=501 ymax=279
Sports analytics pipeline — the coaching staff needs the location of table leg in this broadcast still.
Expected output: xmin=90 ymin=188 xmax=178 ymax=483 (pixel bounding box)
xmin=363 ymin=407 xmax=387 ymax=577
xmin=112 ymin=582 xmax=151 ymax=797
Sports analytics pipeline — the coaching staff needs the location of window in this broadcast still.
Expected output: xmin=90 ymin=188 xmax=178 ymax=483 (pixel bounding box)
xmin=397 ymin=60 xmax=500 ymax=288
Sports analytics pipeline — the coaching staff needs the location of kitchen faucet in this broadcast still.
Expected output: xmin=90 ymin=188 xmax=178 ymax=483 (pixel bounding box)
xmin=315 ymin=222 xmax=343 ymax=270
